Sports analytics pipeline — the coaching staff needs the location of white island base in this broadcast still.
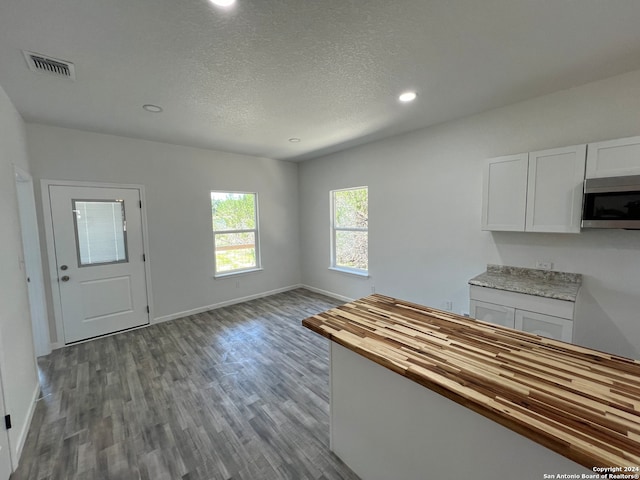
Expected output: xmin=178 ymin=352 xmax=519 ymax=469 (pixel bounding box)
xmin=329 ymin=343 xmax=591 ymax=480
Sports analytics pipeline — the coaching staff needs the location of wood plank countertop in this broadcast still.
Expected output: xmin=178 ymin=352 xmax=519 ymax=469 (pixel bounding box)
xmin=302 ymin=294 xmax=640 ymax=470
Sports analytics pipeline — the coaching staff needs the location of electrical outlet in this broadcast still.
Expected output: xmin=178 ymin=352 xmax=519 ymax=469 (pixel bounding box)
xmin=235 ymin=279 xmax=240 ymax=288
xmin=371 ymin=285 xmax=375 ymax=293
xmin=535 ymin=260 xmax=553 ymax=270
xmin=444 ymin=301 xmax=453 ymax=311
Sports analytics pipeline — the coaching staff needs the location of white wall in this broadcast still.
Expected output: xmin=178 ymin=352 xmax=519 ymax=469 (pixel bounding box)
xmin=0 ymin=85 xmax=39 ymax=466
xmin=299 ymin=68 xmax=640 ymax=359
xmin=26 ymin=125 xmax=301 ymax=344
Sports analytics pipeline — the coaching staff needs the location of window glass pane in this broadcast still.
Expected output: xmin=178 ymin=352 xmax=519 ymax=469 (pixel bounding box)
xmin=215 ymin=232 xmax=256 ymax=272
xmin=335 ymin=230 xmax=368 ymax=270
xmin=334 ymin=188 xmax=368 ymax=228
xmin=73 ymin=200 xmax=128 ymax=266
xmin=211 ymin=192 xmax=256 ymax=231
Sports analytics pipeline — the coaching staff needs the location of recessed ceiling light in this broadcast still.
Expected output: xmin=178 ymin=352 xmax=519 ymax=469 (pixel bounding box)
xmin=210 ymin=0 xmax=236 ymax=7
xmin=398 ymin=91 xmax=417 ymax=103
xmin=142 ymin=104 xmax=163 ymax=113
xmin=289 ymin=138 xmax=301 ymax=143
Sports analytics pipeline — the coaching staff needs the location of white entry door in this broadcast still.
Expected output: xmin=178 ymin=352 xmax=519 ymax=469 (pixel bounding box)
xmin=0 ymin=367 xmax=12 ymax=480
xmin=48 ymin=185 xmax=149 ymax=343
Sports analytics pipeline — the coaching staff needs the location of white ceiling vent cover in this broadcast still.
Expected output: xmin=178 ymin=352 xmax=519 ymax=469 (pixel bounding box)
xmin=22 ymin=51 xmax=75 ymax=80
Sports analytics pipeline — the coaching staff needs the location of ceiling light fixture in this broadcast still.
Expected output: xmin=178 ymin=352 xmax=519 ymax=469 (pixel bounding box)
xmin=143 ymin=104 xmax=163 ymax=113
xmin=210 ymin=0 xmax=236 ymax=7
xmin=399 ymin=91 xmax=417 ymax=103
xmin=288 ymin=138 xmax=301 ymax=143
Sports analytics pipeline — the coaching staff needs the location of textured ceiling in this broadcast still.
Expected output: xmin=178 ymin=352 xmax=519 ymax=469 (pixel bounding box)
xmin=1 ymin=0 xmax=640 ymax=161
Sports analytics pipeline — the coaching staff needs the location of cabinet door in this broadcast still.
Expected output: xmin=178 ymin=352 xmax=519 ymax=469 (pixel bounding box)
xmin=515 ymin=310 xmax=573 ymax=343
xmin=470 ymin=300 xmax=515 ymax=329
xmin=586 ymin=136 xmax=640 ymax=179
xmin=481 ymin=154 xmax=528 ymax=231
xmin=526 ymin=145 xmax=586 ymax=233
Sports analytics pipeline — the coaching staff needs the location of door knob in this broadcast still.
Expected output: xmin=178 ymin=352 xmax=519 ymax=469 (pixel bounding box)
xmin=61 ymin=275 xmax=70 ymax=282
xmin=60 ymin=265 xmax=68 ymax=271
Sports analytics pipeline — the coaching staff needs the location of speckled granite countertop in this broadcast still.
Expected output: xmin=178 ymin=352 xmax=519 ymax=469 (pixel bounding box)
xmin=468 ymin=264 xmax=582 ymax=302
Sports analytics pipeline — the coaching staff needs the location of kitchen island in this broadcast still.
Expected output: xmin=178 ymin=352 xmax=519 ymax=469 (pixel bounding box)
xmin=302 ymin=294 xmax=640 ymax=480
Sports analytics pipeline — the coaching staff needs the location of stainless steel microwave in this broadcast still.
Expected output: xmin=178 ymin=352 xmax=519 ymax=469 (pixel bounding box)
xmin=582 ymin=175 xmax=640 ymax=229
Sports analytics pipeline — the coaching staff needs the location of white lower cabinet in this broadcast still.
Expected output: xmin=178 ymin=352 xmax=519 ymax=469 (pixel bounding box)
xmin=514 ymin=310 xmax=573 ymax=343
xmin=469 ymin=286 xmax=575 ymax=343
xmin=470 ymin=300 xmax=515 ymax=329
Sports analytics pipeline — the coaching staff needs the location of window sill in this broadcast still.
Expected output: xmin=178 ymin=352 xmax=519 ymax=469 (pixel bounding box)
xmin=329 ymin=267 xmax=370 ymax=278
xmin=214 ymin=267 xmax=263 ymax=279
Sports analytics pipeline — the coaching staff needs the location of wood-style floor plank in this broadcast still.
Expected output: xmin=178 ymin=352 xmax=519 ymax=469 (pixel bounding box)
xmin=11 ymin=289 xmax=359 ymax=480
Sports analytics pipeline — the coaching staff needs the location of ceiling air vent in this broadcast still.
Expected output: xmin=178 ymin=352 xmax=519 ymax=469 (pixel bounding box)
xmin=22 ymin=51 xmax=75 ymax=80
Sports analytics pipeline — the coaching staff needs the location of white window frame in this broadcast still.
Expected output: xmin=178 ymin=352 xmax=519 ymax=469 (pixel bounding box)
xmin=330 ymin=186 xmax=369 ymax=277
xmin=211 ymin=191 xmax=262 ymax=277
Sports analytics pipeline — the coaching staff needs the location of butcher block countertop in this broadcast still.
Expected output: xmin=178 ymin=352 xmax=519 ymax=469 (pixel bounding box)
xmin=302 ymin=294 xmax=640 ymax=470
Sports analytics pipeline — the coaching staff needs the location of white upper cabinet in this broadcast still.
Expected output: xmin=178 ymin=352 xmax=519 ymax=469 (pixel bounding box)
xmin=526 ymin=145 xmax=586 ymax=233
xmin=481 ymin=153 xmax=528 ymax=231
xmin=586 ymin=135 xmax=640 ymax=178
xmin=482 ymin=145 xmax=586 ymax=233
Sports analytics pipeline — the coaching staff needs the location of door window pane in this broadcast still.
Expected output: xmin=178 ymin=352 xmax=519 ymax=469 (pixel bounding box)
xmin=73 ymin=200 xmax=128 ymax=266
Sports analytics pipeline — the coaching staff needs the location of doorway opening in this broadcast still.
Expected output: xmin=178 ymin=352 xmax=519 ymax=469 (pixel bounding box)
xmin=14 ymin=166 xmax=50 ymax=357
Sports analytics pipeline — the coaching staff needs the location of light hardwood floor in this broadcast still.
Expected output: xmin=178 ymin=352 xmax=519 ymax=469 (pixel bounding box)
xmin=11 ymin=289 xmax=360 ymax=480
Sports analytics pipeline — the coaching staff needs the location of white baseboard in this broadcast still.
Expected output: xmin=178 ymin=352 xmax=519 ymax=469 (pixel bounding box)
xmin=153 ymin=284 xmax=305 ymax=324
xmin=49 ymin=284 xmax=352 ymax=349
xmin=300 ymin=284 xmax=354 ymax=303
xmin=13 ymin=381 xmax=40 ymax=466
